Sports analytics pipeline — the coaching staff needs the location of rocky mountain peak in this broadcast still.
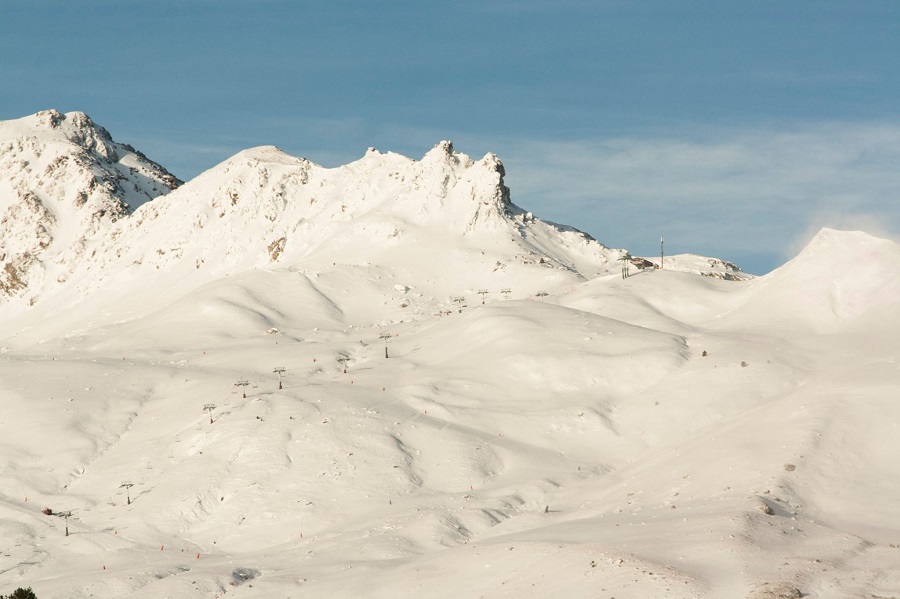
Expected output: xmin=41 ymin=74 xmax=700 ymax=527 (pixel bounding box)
xmin=0 ymin=110 xmax=181 ymax=304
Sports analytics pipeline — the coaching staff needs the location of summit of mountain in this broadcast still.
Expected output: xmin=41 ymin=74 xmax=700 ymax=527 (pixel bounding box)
xmin=0 ymin=109 xmax=181 ymax=303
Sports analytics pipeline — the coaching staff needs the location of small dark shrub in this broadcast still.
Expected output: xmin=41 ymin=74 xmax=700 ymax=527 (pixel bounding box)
xmin=4 ymin=588 xmax=38 ymax=599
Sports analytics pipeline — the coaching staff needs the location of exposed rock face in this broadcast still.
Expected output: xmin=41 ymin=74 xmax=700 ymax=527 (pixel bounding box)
xmin=0 ymin=110 xmax=181 ymax=304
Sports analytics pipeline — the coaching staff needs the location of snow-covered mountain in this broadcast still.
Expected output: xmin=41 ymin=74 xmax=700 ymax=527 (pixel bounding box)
xmin=2 ymin=111 xmax=898 ymax=599
xmin=0 ymin=110 xmax=181 ymax=304
xmin=77 ymin=141 xmax=622 ymax=302
xmin=1 ymin=110 xmax=749 ymax=334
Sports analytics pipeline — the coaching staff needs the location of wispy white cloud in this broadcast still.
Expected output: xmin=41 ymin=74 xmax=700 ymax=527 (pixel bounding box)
xmin=491 ymin=123 xmax=900 ymax=273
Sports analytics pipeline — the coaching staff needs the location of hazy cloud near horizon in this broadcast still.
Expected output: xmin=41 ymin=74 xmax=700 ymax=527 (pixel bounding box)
xmin=497 ymin=123 xmax=900 ymax=273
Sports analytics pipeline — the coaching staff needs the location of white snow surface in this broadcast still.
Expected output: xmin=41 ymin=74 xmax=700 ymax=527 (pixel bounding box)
xmin=1 ymin=111 xmax=899 ymax=599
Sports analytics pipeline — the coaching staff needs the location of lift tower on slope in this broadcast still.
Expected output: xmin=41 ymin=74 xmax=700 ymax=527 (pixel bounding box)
xmin=618 ymin=252 xmax=631 ymax=279
xmin=380 ymin=333 xmax=393 ymax=358
xmin=120 ymin=481 xmax=134 ymax=505
xmin=273 ymin=367 xmax=286 ymax=389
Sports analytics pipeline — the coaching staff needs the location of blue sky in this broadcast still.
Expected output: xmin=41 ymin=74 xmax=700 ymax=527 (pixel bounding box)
xmin=3 ymin=1 xmax=899 ymax=273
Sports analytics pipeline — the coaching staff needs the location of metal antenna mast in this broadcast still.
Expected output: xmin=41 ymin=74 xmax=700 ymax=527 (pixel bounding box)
xmin=660 ymin=237 xmax=664 ymax=269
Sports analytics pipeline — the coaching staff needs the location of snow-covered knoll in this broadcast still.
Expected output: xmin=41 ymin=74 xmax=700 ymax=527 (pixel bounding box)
xmin=716 ymin=228 xmax=900 ymax=334
xmin=640 ymin=253 xmax=751 ymax=281
xmin=1 ymin=110 xmax=899 ymax=599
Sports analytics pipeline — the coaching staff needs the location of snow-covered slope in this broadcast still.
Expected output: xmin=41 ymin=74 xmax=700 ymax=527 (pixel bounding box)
xmin=0 ymin=110 xmax=181 ymax=305
xmin=3 ymin=111 xmax=897 ymax=599
xmin=715 ymin=228 xmax=900 ymax=335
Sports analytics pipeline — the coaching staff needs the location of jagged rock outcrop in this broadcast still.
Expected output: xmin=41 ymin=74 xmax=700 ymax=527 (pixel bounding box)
xmin=0 ymin=109 xmax=181 ymax=303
